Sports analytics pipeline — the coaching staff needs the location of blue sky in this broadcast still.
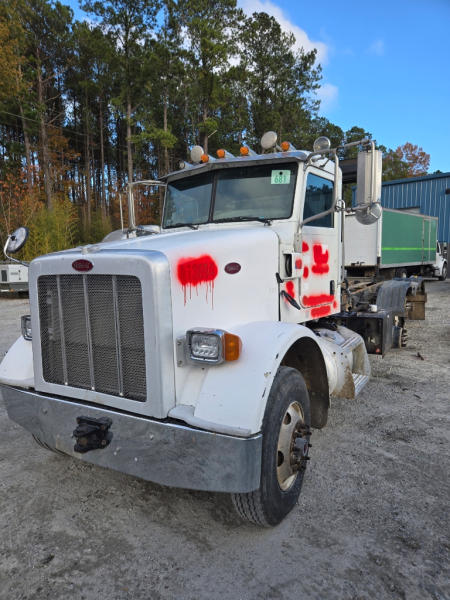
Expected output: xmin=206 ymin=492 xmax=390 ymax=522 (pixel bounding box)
xmin=67 ymin=0 xmax=450 ymax=173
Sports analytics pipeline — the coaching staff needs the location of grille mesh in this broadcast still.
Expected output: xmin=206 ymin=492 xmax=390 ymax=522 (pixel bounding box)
xmin=38 ymin=274 xmax=146 ymax=402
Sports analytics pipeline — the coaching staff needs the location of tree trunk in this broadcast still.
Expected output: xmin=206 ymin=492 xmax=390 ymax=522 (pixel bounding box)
xmin=99 ymin=98 xmax=106 ymax=218
xmin=84 ymin=92 xmax=91 ymax=230
xmin=202 ymin=106 xmax=208 ymax=154
xmin=37 ymin=61 xmax=52 ymax=209
xmin=126 ymin=94 xmax=133 ymax=184
xmin=163 ymin=93 xmax=169 ymax=175
xmin=18 ymin=103 xmax=33 ymax=192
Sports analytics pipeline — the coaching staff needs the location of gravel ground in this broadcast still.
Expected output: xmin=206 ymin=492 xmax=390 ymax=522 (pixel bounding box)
xmin=0 ymin=282 xmax=449 ymax=600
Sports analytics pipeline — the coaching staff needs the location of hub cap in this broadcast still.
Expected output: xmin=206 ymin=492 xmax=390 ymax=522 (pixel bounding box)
xmin=276 ymin=401 xmax=307 ymax=491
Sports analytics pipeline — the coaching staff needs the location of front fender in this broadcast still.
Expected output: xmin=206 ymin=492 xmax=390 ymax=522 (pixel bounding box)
xmin=0 ymin=336 xmax=34 ymax=388
xmin=170 ymin=322 xmax=325 ymax=437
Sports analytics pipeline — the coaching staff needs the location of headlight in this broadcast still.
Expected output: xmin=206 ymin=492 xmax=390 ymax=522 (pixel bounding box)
xmin=186 ymin=328 xmax=241 ymax=365
xmin=21 ymin=314 xmax=32 ymax=340
xmin=190 ymin=332 xmax=222 ymax=360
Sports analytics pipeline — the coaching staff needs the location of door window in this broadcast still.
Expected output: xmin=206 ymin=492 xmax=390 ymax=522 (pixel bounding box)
xmin=303 ymin=173 xmax=334 ymax=227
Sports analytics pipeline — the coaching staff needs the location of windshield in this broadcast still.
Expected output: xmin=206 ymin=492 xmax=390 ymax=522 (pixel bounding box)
xmin=163 ymin=163 xmax=298 ymax=228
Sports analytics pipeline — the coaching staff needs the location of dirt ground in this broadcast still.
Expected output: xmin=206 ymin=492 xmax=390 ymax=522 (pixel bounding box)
xmin=0 ymin=281 xmax=449 ymax=600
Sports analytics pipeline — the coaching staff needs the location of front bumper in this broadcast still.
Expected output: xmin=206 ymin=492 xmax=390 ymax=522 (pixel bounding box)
xmin=0 ymin=385 xmax=262 ymax=493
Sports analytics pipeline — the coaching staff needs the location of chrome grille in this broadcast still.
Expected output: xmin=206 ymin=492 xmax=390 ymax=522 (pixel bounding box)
xmin=38 ymin=274 xmax=146 ymax=402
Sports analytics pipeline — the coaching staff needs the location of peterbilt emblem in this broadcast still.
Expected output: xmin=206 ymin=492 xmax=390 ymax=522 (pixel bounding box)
xmin=224 ymin=262 xmax=241 ymax=274
xmin=72 ymin=259 xmax=93 ymax=272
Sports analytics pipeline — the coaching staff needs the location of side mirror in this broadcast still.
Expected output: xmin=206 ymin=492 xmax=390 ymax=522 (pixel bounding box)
xmin=4 ymin=226 xmax=29 ymax=255
xmin=355 ymin=147 xmax=382 ymax=225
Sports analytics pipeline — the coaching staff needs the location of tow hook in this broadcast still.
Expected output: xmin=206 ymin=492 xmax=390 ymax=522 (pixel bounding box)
xmin=73 ymin=415 xmax=113 ymax=453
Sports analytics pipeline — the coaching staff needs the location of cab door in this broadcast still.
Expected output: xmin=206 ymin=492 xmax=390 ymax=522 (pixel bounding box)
xmin=299 ymin=169 xmax=340 ymax=319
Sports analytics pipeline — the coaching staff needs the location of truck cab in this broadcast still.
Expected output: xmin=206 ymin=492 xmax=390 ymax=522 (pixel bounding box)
xmin=435 ymin=241 xmax=447 ymax=280
xmin=0 ymin=134 xmax=382 ymax=526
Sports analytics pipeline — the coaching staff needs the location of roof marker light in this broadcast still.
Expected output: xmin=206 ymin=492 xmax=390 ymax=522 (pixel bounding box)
xmin=281 ymin=141 xmax=296 ymax=152
xmin=240 ymin=146 xmax=257 ymax=157
xmin=217 ymin=149 xmax=234 ymax=159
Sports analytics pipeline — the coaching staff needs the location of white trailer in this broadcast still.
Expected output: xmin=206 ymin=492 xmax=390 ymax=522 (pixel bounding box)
xmin=0 ymin=262 xmax=29 ymax=293
xmin=0 ymin=136 xmax=417 ymax=526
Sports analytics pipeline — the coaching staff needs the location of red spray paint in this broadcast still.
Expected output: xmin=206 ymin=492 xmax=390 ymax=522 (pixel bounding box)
xmin=303 ymin=266 xmax=309 ymax=279
xmin=177 ymin=254 xmax=218 ymax=305
xmin=285 ymin=281 xmax=295 ymax=299
xmin=302 ymin=293 xmax=334 ymax=307
xmin=311 ymin=244 xmax=329 ymax=275
xmin=302 ymin=241 xmax=309 ymax=253
xmin=295 ymin=258 xmax=302 ymax=270
xmin=311 ymin=305 xmax=332 ymax=318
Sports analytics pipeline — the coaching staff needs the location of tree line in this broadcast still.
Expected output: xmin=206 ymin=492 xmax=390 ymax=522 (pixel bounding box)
xmin=0 ymin=0 xmax=431 ymax=258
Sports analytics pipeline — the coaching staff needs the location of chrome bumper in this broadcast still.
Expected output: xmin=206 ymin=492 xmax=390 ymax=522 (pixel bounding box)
xmin=0 ymin=385 xmax=262 ymax=493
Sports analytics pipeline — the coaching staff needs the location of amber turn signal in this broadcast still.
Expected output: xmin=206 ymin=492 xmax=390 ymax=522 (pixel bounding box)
xmin=217 ymin=149 xmax=225 ymax=158
xmin=224 ymin=333 xmax=242 ymax=361
xmin=240 ymin=146 xmax=249 ymax=156
xmin=201 ymin=154 xmax=209 ymax=163
xmin=281 ymin=141 xmax=290 ymax=152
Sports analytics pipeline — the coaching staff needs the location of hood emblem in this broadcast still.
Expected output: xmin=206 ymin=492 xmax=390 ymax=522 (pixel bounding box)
xmin=72 ymin=259 xmax=93 ymax=272
xmin=224 ymin=262 xmax=241 ymax=274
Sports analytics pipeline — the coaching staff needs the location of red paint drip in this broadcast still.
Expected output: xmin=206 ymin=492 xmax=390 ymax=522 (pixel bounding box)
xmin=303 ymin=266 xmax=309 ymax=279
xmin=177 ymin=254 xmax=218 ymax=306
xmin=295 ymin=258 xmax=302 ymax=270
xmin=302 ymin=294 xmax=334 ymax=307
xmin=302 ymin=241 xmax=309 ymax=252
xmin=311 ymin=305 xmax=332 ymax=319
xmin=285 ymin=281 xmax=295 ymax=298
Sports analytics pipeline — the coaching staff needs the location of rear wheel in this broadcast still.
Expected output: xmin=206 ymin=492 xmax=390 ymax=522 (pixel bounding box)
xmin=232 ymin=367 xmax=311 ymax=526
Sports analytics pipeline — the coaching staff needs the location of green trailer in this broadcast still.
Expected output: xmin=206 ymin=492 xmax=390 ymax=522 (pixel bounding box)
xmin=345 ymin=208 xmax=442 ymax=277
xmin=380 ymin=209 xmax=437 ymax=266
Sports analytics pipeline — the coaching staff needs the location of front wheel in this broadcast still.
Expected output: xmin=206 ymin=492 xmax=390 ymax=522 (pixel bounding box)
xmin=232 ymin=367 xmax=311 ymax=526
xmin=439 ymin=264 xmax=447 ymax=281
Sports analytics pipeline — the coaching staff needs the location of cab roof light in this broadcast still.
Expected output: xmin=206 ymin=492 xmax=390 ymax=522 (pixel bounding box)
xmin=281 ymin=141 xmax=296 ymax=152
xmin=179 ymin=160 xmax=193 ymax=170
xmin=216 ymin=149 xmax=234 ymax=159
xmin=190 ymin=145 xmax=204 ymax=163
xmin=260 ymin=131 xmax=278 ymax=151
xmin=239 ymin=146 xmax=257 ymax=157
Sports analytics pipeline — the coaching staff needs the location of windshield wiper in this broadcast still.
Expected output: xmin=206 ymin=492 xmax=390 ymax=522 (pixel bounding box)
xmin=167 ymin=222 xmax=199 ymax=230
xmin=214 ymin=216 xmax=272 ymax=225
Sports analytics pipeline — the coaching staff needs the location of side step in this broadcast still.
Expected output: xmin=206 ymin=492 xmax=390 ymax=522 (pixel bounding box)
xmin=353 ymin=373 xmax=370 ymax=397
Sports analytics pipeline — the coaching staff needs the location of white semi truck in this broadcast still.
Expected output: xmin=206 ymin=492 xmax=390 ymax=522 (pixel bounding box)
xmin=0 ymin=135 xmax=421 ymax=526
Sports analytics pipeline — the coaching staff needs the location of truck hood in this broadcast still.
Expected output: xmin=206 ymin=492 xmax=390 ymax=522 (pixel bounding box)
xmin=98 ymin=225 xmax=281 ymax=330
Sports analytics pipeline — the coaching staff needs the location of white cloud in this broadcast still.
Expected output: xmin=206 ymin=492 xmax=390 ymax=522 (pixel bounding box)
xmin=368 ymin=39 xmax=385 ymax=56
xmin=238 ymin=0 xmax=329 ymax=64
xmin=317 ymin=83 xmax=338 ymax=112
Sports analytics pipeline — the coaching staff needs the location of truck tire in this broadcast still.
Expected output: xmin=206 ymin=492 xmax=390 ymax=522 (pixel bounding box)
xmin=439 ymin=263 xmax=447 ymax=281
xmin=232 ymin=367 xmax=311 ymax=526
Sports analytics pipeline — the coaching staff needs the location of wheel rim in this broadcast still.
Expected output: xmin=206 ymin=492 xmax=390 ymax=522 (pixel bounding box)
xmin=276 ymin=401 xmax=307 ymax=491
